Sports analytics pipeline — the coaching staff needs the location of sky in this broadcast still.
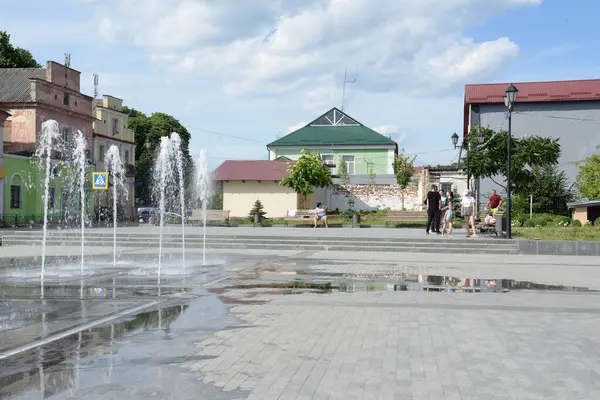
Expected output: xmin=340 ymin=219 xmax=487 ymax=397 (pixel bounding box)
xmin=2 ymin=0 xmax=599 ymax=169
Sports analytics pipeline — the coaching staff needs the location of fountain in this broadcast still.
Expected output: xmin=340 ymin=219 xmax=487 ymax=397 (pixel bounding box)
xmin=71 ymin=131 xmax=88 ymax=276
xmin=35 ymin=120 xmax=61 ymax=292
xmin=154 ymin=136 xmax=173 ymax=276
xmin=170 ymin=133 xmax=187 ymax=270
xmin=194 ymin=150 xmax=210 ymax=265
xmin=104 ymin=145 xmax=126 ymax=266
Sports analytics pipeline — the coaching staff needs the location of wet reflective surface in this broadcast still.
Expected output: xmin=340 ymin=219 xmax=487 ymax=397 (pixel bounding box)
xmin=1 ymin=253 xmax=597 ymax=399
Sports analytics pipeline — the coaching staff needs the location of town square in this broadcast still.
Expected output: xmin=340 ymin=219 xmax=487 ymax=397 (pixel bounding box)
xmin=1 ymin=1 xmax=600 ymax=399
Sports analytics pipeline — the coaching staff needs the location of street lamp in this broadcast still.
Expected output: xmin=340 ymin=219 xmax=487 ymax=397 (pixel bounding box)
xmin=451 ymin=131 xmax=475 ymax=189
xmin=504 ymin=84 xmax=518 ymax=239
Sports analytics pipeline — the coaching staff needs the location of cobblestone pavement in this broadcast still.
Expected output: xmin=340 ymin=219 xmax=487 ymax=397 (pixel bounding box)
xmin=185 ymin=289 xmax=600 ymax=400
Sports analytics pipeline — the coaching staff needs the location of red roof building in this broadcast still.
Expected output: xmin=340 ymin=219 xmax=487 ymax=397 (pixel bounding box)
xmin=463 ymin=79 xmax=600 ymax=142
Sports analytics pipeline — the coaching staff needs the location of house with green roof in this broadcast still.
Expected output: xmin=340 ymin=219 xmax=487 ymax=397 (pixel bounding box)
xmin=267 ymin=107 xmax=398 ymax=175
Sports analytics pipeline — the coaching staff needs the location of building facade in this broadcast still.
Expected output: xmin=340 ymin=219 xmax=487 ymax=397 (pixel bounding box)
xmin=0 ymin=61 xmax=94 ymax=154
xmin=0 ymin=108 xmax=9 ymax=214
xmin=0 ymin=61 xmax=94 ymax=222
xmin=267 ymin=107 xmax=398 ymax=175
xmin=464 ymin=79 xmax=600 ymax=207
xmin=92 ymin=95 xmax=136 ymax=220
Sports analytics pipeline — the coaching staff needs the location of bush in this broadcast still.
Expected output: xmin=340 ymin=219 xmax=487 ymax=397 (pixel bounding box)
xmin=570 ymin=219 xmax=582 ymax=227
xmin=522 ymin=219 xmax=535 ymax=228
xmin=595 ymin=217 xmax=600 ymax=226
xmin=554 ymin=216 xmax=572 ymax=227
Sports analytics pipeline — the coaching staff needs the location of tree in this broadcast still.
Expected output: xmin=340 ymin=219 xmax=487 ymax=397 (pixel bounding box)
xmin=467 ymin=126 xmax=561 ymax=194
xmin=392 ymin=149 xmax=416 ymax=209
xmin=122 ymin=107 xmax=193 ymax=205
xmin=576 ymin=146 xmax=600 ymax=200
xmin=248 ymin=199 xmax=267 ymax=221
xmin=517 ymin=164 xmax=574 ymax=215
xmin=281 ymin=150 xmax=332 ymax=196
xmin=337 ymin=156 xmax=355 ymax=219
xmin=0 ymin=31 xmax=41 ymax=68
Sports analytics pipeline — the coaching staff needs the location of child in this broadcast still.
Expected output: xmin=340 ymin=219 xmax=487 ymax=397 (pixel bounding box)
xmin=442 ymin=204 xmax=455 ymax=237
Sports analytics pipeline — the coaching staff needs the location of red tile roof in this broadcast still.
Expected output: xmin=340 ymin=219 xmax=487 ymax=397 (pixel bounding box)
xmin=465 ymin=79 xmax=600 ymax=104
xmin=213 ymin=160 xmax=293 ymax=181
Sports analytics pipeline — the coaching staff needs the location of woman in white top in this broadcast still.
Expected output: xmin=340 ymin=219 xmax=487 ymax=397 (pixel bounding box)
xmin=461 ymin=189 xmax=478 ymax=237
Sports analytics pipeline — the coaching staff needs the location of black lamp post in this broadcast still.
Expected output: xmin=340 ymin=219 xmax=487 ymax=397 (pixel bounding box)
xmin=451 ymin=132 xmax=470 ymax=189
xmin=504 ymin=84 xmax=518 ymax=239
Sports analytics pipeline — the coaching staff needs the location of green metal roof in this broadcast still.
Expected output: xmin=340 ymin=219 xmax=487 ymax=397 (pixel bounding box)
xmin=267 ymin=107 xmax=397 ymax=147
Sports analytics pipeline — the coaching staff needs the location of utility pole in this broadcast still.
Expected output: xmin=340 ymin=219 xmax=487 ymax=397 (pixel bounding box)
xmin=341 ymin=68 xmax=355 ymax=111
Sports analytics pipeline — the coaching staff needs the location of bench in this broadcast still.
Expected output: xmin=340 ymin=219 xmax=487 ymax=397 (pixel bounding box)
xmin=385 ymin=211 xmax=428 ymax=227
xmin=189 ymin=209 xmax=230 ymax=226
xmin=283 ymin=209 xmax=317 ymax=227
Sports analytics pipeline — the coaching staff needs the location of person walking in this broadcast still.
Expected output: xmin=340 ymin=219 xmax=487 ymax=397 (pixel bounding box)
xmin=424 ymin=184 xmax=442 ymax=234
xmin=485 ymin=189 xmax=503 ymax=216
xmin=461 ymin=189 xmax=478 ymax=237
xmin=436 ymin=190 xmax=448 ymax=232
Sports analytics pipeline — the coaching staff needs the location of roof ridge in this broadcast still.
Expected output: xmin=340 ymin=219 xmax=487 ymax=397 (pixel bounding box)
xmin=466 ymin=78 xmax=600 ymax=87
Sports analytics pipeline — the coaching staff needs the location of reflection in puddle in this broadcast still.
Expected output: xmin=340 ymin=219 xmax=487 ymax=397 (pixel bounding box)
xmin=224 ymin=271 xmax=596 ymax=295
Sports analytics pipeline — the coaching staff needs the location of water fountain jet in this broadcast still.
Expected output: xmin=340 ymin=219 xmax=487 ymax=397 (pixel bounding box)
xmin=72 ymin=131 xmax=87 ymax=275
xmin=104 ymin=145 xmax=126 ymax=266
xmin=194 ymin=150 xmax=210 ymax=265
xmin=170 ymin=133 xmax=187 ymax=270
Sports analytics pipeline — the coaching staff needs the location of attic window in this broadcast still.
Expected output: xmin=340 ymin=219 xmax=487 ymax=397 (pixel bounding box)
xmin=311 ymin=109 xmax=359 ymax=126
xmin=63 ymin=93 xmax=69 ymax=106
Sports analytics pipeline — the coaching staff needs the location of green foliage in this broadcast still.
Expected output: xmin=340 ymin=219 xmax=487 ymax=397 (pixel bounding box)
xmin=576 ymin=145 xmax=600 ymax=200
xmin=248 ymin=199 xmax=267 ymax=221
xmin=368 ymin=163 xmax=376 ymax=186
xmin=0 ymin=31 xmax=41 ymax=68
xmin=468 ymin=126 xmax=561 ymax=194
xmin=522 ymin=219 xmax=535 ymax=227
xmin=392 ymin=149 xmax=416 ymax=209
xmin=516 ymin=164 xmax=573 ymax=215
xmin=342 ymin=196 xmax=356 ymax=220
xmin=571 ymin=219 xmax=582 ymax=227
xmin=281 ymin=150 xmax=332 ymax=196
xmin=595 ymin=217 xmax=600 ymax=226
xmin=122 ymin=107 xmax=193 ymax=205
xmin=337 ymin=155 xmax=350 ymax=185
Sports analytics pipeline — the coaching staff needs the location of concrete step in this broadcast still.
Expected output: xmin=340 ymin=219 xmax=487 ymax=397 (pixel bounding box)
xmin=2 ymin=233 xmax=514 ymax=246
xmin=1 ymin=236 xmax=518 ymax=248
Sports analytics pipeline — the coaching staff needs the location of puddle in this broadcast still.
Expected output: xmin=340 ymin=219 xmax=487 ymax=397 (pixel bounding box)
xmin=0 ymin=292 xmax=244 ymax=400
xmin=222 ymin=272 xmax=597 ymax=295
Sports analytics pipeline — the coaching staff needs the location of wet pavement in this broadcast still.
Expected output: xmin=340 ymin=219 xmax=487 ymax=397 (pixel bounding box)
xmin=3 ymin=251 xmax=600 ymax=399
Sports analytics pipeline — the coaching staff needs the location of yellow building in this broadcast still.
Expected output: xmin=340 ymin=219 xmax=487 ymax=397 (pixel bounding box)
xmin=213 ymin=160 xmax=305 ymax=218
xmin=92 ymin=95 xmax=136 ymax=219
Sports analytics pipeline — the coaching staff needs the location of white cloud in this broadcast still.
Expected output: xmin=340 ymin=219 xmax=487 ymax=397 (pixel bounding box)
xmin=91 ymin=0 xmax=541 ymax=105
xmin=373 ymin=125 xmax=399 ymax=135
xmin=287 ymin=122 xmax=306 ymax=133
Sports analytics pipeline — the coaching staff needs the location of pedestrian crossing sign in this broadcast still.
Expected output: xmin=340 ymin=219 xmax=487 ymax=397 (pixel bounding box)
xmin=92 ymin=172 xmax=109 ymax=190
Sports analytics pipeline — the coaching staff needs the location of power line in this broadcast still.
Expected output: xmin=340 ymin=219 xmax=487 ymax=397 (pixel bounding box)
xmin=186 ymin=126 xmax=265 ymax=144
xmin=514 ymin=111 xmax=600 ymax=123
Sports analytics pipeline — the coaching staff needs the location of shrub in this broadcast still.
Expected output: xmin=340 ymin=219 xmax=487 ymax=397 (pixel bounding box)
xmin=522 ymin=219 xmax=535 ymax=228
xmin=570 ymin=219 xmax=582 ymax=227
xmin=248 ymin=199 xmax=267 ymax=221
xmin=595 ymin=217 xmax=600 ymax=226
xmin=554 ymin=216 xmax=572 ymax=227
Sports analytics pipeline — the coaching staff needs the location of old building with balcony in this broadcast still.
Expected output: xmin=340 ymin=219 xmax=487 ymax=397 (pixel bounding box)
xmin=92 ymin=95 xmax=136 ymax=220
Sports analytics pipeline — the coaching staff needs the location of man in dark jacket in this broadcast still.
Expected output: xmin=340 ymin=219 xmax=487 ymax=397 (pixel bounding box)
xmin=424 ymin=185 xmax=442 ymax=234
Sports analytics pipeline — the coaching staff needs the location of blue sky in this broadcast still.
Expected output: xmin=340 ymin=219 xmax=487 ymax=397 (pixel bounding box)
xmin=2 ymin=0 xmax=597 ymax=169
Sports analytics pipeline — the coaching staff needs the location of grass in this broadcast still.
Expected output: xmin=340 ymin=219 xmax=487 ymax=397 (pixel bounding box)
xmin=226 ymin=215 xmax=464 ymax=228
xmin=513 ymin=226 xmax=600 ymax=241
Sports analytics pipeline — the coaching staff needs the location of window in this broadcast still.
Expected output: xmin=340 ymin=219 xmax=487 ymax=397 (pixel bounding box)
xmin=63 ymin=93 xmax=69 ymax=106
xmin=99 ymin=145 xmax=105 ymax=162
xmin=441 ymin=182 xmax=453 ymax=195
xmin=48 ymin=187 xmax=55 ymax=209
xmin=112 ymin=118 xmax=119 ymax=135
xmin=343 ymin=155 xmax=355 ymax=175
xmin=321 ymin=155 xmax=336 ymax=175
xmin=62 ymin=127 xmax=69 ymax=144
xmin=10 ymin=185 xmax=21 ymax=209
xmin=124 ymin=150 xmax=129 ymax=164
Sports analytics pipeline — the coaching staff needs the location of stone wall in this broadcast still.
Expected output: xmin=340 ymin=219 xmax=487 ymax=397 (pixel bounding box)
xmin=328 ymin=182 xmax=423 ymax=211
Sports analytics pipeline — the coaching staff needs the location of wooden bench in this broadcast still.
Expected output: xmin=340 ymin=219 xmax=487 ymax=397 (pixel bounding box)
xmin=189 ymin=209 xmax=230 ymax=226
xmin=283 ymin=209 xmax=317 ymax=226
xmin=385 ymin=211 xmax=428 ymax=226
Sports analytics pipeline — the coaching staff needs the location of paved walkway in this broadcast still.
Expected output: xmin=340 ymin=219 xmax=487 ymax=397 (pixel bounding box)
xmin=185 ymin=288 xmax=600 ymax=400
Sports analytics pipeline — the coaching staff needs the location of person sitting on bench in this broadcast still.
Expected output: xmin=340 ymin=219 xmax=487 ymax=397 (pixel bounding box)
xmin=314 ymin=203 xmax=328 ymax=228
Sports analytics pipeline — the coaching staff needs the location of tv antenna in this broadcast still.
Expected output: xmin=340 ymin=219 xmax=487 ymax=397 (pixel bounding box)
xmin=341 ymin=68 xmax=356 ymax=112
xmin=93 ymin=74 xmax=99 ymax=98
xmin=64 ymin=53 xmax=71 ymax=68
